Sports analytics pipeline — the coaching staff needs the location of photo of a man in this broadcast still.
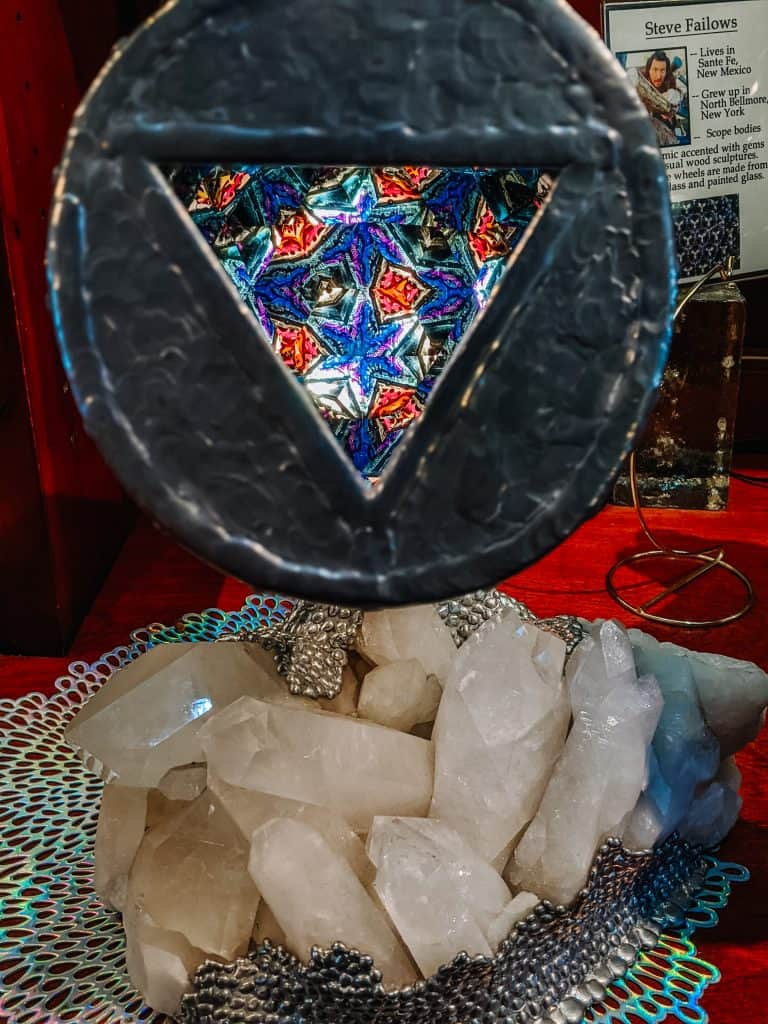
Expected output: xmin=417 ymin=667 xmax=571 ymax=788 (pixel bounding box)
xmin=618 ymin=48 xmax=691 ymax=147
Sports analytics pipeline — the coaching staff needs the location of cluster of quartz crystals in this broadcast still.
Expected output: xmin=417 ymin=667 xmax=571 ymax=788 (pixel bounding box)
xmin=65 ymin=607 xmax=768 ymax=1019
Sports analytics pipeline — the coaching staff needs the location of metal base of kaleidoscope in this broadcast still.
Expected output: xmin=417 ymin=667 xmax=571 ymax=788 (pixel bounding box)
xmin=0 ymin=595 xmax=748 ymax=1024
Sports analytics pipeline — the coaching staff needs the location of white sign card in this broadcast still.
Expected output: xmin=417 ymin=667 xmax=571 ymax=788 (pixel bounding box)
xmin=604 ymin=0 xmax=768 ymax=281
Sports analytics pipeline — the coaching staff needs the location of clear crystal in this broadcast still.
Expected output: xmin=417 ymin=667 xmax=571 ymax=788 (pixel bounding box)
xmin=358 ymin=661 xmax=443 ymax=732
xmin=357 ymin=606 xmax=456 ymax=679
xmin=511 ymin=622 xmax=663 ymax=905
xmin=65 ymin=642 xmax=289 ymax=787
xmin=123 ymin=906 xmax=202 ymax=1018
xmin=94 ymin=784 xmax=148 ymax=911
xmin=367 ymin=816 xmax=532 ymax=977
xmin=156 ymin=764 xmax=208 ymax=801
xmin=209 ymin=773 xmax=373 ymax=884
xmin=201 ymin=696 xmax=433 ymax=830
xmin=429 ymin=610 xmax=568 ymax=863
xmin=248 ymin=818 xmax=418 ymax=989
xmin=127 ymin=792 xmax=259 ymax=961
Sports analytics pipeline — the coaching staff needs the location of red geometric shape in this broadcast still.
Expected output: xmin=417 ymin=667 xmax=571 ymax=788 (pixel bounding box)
xmin=371 ymin=260 xmax=431 ymax=321
xmin=370 ymin=383 xmax=423 ymax=437
xmin=468 ymin=198 xmax=512 ymax=266
xmin=190 ymin=169 xmax=251 ymax=212
xmin=271 ymin=208 xmax=330 ymax=261
xmin=273 ymin=321 xmax=324 ymax=375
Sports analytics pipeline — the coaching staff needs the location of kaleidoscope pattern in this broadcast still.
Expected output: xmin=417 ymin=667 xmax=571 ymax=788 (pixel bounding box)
xmin=165 ymin=165 xmax=550 ymax=478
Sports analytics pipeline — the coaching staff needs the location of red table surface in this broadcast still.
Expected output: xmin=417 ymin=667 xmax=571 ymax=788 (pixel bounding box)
xmin=1 ymin=468 xmax=766 ymax=1023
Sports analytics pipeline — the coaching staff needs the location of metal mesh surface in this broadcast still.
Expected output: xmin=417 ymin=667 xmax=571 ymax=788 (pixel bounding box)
xmin=0 ymin=595 xmax=747 ymax=1024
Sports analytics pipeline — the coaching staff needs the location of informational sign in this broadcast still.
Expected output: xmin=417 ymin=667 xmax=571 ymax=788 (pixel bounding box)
xmin=604 ymin=0 xmax=768 ymax=281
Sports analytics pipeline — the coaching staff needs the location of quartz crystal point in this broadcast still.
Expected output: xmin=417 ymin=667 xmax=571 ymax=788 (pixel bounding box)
xmin=624 ymin=641 xmax=720 ymax=850
xmin=156 ymin=763 xmax=208 ymax=801
xmin=124 ymin=906 xmax=203 ymax=1018
xmin=357 ymin=606 xmax=455 ymax=680
xmin=358 ymin=660 xmax=443 ymax=732
xmin=367 ymin=817 xmax=533 ymax=978
xmin=65 ymin=642 xmax=289 ymax=787
xmin=201 ymin=696 xmax=433 ymax=830
xmin=630 ymin=629 xmax=768 ymax=757
xmin=512 ymin=621 xmax=663 ymax=905
xmin=145 ymin=764 xmax=209 ymax=829
xmin=209 ymin=774 xmax=373 ymax=884
xmin=678 ymin=757 xmax=743 ymax=846
xmin=127 ymin=792 xmax=259 ymax=961
xmin=429 ymin=610 xmax=568 ymax=864
xmin=94 ymin=784 xmax=148 ymax=912
xmin=248 ymin=818 xmax=418 ymax=990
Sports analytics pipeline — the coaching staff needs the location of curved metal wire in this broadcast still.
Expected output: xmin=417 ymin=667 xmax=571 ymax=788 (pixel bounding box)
xmin=606 ymin=258 xmax=755 ymax=629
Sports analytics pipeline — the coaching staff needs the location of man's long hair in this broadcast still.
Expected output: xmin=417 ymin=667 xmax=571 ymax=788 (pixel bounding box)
xmin=643 ymin=50 xmax=676 ymax=93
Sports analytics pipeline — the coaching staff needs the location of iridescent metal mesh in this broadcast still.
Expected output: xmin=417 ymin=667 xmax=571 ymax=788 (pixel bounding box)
xmin=0 ymin=595 xmax=748 ymax=1024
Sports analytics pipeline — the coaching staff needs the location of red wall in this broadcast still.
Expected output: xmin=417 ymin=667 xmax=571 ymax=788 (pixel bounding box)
xmin=569 ymin=0 xmax=602 ymax=32
xmin=0 ymin=2 xmax=136 ymax=654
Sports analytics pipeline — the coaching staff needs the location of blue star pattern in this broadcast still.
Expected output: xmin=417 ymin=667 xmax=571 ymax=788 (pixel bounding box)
xmin=165 ymin=164 xmax=550 ymax=477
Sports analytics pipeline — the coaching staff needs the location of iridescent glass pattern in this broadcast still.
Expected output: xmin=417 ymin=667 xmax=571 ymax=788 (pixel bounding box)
xmin=165 ymin=165 xmax=549 ymax=478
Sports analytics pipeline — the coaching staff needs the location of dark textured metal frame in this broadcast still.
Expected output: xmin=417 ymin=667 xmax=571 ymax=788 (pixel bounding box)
xmin=47 ymin=0 xmax=676 ymax=606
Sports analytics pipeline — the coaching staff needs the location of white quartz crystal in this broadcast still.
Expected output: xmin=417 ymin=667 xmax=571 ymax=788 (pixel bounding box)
xmin=358 ymin=661 xmax=442 ymax=732
xmin=367 ymin=817 xmax=531 ymax=977
xmin=127 ymin=792 xmax=259 ymax=961
xmin=248 ymin=818 xmax=418 ymax=989
xmin=511 ymin=621 xmax=663 ymax=906
xmin=145 ymin=764 xmax=208 ymax=830
xmin=428 ymin=610 xmax=568 ymax=864
xmin=209 ymin=774 xmax=373 ymax=884
xmin=678 ymin=757 xmax=743 ymax=847
xmin=201 ymin=697 xmax=433 ymax=830
xmin=94 ymin=784 xmax=148 ymax=911
xmin=65 ymin=642 xmax=290 ymax=788
xmin=629 ymin=629 xmax=768 ymax=757
xmin=124 ymin=907 xmax=202 ymax=1018
xmin=157 ymin=763 xmax=208 ymax=801
xmin=357 ymin=606 xmax=455 ymax=680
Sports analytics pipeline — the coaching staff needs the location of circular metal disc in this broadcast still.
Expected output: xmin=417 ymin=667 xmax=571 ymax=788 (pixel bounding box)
xmin=48 ymin=0 xmax=675 ymax=605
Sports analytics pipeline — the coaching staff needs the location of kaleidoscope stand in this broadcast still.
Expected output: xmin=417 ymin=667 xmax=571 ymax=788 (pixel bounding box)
xmin=606 ymin=259 xmax=754 ymax=629
xmin=0 ymin=596 xmax=748 ymax=1024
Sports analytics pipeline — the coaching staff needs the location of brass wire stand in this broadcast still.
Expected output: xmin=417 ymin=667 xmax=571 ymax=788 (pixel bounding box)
xmin=606 ymin=258 xmax=755 ymax=629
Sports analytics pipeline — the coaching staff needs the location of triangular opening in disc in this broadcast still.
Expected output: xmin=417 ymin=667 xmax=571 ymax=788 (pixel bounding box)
xmin=163 ymin=164 xmax=555 ymax=480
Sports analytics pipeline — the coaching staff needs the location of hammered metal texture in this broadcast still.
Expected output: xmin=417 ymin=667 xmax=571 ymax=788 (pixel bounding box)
xmin=218 ymin=591 xmax=573 ymax=699
xmin=438 ymin=590 xmax=585 ymax=655
xmin=218 ymin=601 xmax=363 ymax=700
xmin=47 ymin=0 xmax=676 ymax=606
xmin=180 ymin=838 xmax=713 ymax=1024
xmin=0 ymin=597 xmax=747 ymax=1024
